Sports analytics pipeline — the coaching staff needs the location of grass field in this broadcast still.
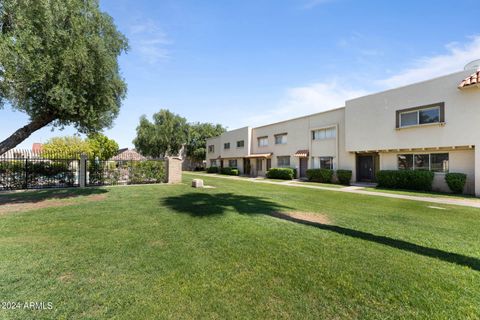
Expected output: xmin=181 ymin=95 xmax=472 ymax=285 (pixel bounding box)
xmin=1 ymin=173 xmax=480 ymax=319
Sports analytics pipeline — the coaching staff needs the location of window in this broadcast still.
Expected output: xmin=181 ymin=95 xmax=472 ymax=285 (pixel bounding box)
xmin=277 ymin=156 xmax=291 ymax=167
xmin=224 ymin=142 xmax=230 ymax=150
xmin=312 ymin=127 xmax=336 ymax=140
xmin=210 ymin=159 xmax=217 ymax=167
xmin=258 ymin=137 xmax=268 ymax=147
xmin=228 ymin=159 xmax=237 ymax=168
xmin=312 ymin=156 xmax=333 ymax=169
xmin=208 ymin=145 xmax=215 ymax=153
xmin=274 ymin=133 xmax=287 ymax=145
xmin=397 ymin=103 xmax=444 ymax=128
xmin=320 ymin=157 xmax=333 ymax=169
xmin=431 ymin=153 xmax=449 ymax=172
xmin=397 ymin=154 xmax=413 ymax=170
xmin=397 ymin=153 xmax=449 ymax=172
xmin=237 ymin=140 xmax=244 ymax=148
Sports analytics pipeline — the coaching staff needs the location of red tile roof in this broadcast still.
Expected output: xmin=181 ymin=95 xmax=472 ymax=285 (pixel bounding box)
xmin=458 ymin=70 xmax=480 ymax=89
xmin=294 ymin=150 xmax=309 ymax=157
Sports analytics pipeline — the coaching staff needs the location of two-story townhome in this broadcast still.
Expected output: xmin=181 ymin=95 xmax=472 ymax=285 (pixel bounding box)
xmin=206 ymin=63 xmax=480 ymax=195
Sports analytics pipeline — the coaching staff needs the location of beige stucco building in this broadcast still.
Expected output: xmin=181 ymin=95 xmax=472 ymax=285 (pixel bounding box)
xmin=206 ymin=66 xmax=480 ymax=195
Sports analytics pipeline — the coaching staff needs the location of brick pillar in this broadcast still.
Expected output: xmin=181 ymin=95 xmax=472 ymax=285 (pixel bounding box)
xmin=165 ymin=157 xmax=182 ymax=184
xmin=79 ymin=154 xmax=88 ymax=188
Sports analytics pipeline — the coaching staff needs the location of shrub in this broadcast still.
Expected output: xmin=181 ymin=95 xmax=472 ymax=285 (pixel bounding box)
xmin=376 ymin=170 xmax=434 ymax=191
xmin=266 ymin=168 xmax=295 ymax=180
xmin=306 ymin=168 xmax=334 ymax=183
xmin=128 ymin=160 xmax=166 ymax=184
xmin=220 ymin=167 xmax=239 ymax=176
xmin=336 ymin=170 xmax=352 ymax=185
xmin=445 ymin=173 xmax=467 ymax=194
xmin=207 ymin=166 xmax=219 ymax=173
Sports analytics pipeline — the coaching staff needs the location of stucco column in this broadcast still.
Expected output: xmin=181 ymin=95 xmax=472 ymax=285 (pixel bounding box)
xmin=475 ymin=147 xmax=480 ymax=197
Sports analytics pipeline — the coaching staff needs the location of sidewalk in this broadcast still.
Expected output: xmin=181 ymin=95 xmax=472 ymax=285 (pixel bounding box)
xmin=184 ymin=172 xmax=480 ymax=209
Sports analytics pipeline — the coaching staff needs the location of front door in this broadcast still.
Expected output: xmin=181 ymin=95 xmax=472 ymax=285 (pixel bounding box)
xmin=299 ymin=158 xmax=308 ymax=178
xmin=358 ymin=156 xmax=374 ymax=181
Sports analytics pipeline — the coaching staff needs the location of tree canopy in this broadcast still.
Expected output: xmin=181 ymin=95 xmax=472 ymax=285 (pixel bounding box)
xmin=133 ymin=110 xmax=190 ymax=158
xmin=133 ymin=109 xmax=226 ymax=160
xmin=43 ymin=134 xmax=119 ymax=160
xmin=186 ymin=123 xmax=226 ymax=162
xmin=0 ymin=0 xmax=128 ymax=155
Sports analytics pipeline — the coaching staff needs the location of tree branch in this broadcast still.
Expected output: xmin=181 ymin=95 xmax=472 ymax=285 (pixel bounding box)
xmin=0 ymin=114 xmax=55 ymax=155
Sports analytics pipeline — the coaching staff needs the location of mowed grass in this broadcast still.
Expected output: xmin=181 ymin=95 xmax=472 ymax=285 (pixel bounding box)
xmin=0 ymin=174 xmax=479 ymax=319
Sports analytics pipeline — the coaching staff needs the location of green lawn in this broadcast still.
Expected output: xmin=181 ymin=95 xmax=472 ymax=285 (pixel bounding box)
xmin=1 ymin=174 xmax=480 ymax=319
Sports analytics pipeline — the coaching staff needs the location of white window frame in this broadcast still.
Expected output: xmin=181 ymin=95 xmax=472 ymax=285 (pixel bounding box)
xmin=237 ymin=140 xmax=244 ymax=148
xmin=274 ymin=133 xmax=287 ymax=145
xmin=397 ymin=153 xmax=449 ymax=172
xmin=208 ymin=145 xmax=214 ymax=153
xmin=224 ymin=142 xmax=230 ymax=150
xmin=399 ymin=106 xmax=441 ymax=128
xmin=312 ymin=127 xmax=336 ymax=141
xmin=277 ymin=156 xmax=291 ymax=168
xmin=258 ymin=137 xmax=269 ymax=147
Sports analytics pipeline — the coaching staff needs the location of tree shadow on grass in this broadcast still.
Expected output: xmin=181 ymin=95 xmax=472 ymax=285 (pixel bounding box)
xmin=163 ymin=192 xmax=480 ymax=271
xmin=162 ymin=192 xmax=290 ymax=217
xmin=0 ymin=188 xmax=108 ymax=205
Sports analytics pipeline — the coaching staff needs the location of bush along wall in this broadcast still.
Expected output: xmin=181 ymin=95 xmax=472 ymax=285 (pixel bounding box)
xmin=266 ymin=168 xmax=295 ymax=180
xmin=306 ymin=169 xmax=334 ymax=183
xmin=220 ymin=167 xmax=239 ymax=176
xmin=336 ymin=170 xmax=352 ymax=185
xmin=445 ymin=173 xmax=467 ymax=194
xmin=376 ymin=170 xmax=434 ymax=191
xmin=207 ymin=166 xmax=219 ymax=173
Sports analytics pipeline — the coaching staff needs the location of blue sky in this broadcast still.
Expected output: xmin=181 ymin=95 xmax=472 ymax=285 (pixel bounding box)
xmin=2 ymin=0 xmax=480 ymax=149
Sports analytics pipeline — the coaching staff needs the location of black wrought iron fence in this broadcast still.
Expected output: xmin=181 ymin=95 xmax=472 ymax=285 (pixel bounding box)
xmin=0 ymin=150 xmax=81 ymax=190
xmin=0 ymin=149 xmax=168 ymax=191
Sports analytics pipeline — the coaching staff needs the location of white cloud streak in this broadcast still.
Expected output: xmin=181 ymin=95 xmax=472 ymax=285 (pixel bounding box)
xmin=380 ymin=36 xmax=480 ymax=88
xmin=129 ymin=20 xmax=171 ymax=64
xmin=246 ymin=35 xmax=480 ymax=127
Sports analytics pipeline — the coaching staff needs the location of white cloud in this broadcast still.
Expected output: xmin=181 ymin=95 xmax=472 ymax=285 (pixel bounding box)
xmin=246 ymin=81 xmax=368 ymax=126
xmin=129 ymin=20 xmax=171 ymax=64
xmin=380 ymin=35 xmax=480 ymax=88
xmin=246 ymin=35 xmax=480 ymax=127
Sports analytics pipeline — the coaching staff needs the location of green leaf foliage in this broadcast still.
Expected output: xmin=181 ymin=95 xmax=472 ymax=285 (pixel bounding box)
xmin=0 ymin=0 xmax=128 ymax=132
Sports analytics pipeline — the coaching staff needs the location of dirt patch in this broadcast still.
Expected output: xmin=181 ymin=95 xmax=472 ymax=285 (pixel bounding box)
xmin=0 ymin=194 xmax=107 ymax=216
xmin=58 ymin=272 xmax=74 ymax=283
xmin=270 ymin=211 xmax=332 ymax=225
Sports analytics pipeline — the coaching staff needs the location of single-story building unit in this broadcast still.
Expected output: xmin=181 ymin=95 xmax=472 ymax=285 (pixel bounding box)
xmin=206 ymin=63 xmax=480 ymax=195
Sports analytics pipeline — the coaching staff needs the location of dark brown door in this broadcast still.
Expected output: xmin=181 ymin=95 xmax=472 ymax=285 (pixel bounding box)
xmin=358 ymin=156 xmax=374 ymax=181
xmin=299 ymin=158 xmax=308 ymax=178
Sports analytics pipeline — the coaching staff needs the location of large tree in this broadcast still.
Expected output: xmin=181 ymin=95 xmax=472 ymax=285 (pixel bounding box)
xmin=0 ymin=0 xmax=128 ymax=155
xmin=133 ymin=109 xmax=189 ymax=158
xmin=42 ymin=133 xmax=119 ymax=160
xmin=186 ymin=123 xmax=226 ymax=162
xmin=87 ymin=133 xmax=119 ymax=160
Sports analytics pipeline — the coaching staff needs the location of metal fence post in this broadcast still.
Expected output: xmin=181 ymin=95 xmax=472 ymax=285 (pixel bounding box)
xmin=79 ymin=154 xmax=87 ymax=188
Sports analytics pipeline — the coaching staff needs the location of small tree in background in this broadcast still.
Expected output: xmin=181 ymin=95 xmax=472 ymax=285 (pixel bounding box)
xmin=133 ymin=110 xmax=189 ymax=158
xmin=186 ymin=123 xmax=226 ymax=163
xmin=87 ymin=133 xmax=119 ymax=160
xmin=0 ymin=0 xmax=128 ymax=155
xmin=43 ymin=134 xmax=119 ymax=160
xmin=43 ymin=136 xmax=92 ymax=156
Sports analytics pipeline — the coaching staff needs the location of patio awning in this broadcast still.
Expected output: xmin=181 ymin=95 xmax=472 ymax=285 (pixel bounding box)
xmin=244 ymin=153 xmax=272 ymax=159
xmin=294 ymin=150 xmax=309 ymax=157
xmin=458 ymin=70 xmax=480 ymax=89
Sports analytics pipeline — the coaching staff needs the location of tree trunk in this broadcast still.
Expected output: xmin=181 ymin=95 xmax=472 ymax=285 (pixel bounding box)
xmin=0 ymin=114 xmax=55 ymax=155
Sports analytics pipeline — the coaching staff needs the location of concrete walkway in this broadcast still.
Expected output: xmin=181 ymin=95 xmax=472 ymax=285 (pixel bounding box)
xmin=184 ymin=172 xmax=480 ymax=209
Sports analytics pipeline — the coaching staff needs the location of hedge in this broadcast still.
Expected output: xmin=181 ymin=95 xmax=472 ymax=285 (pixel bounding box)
xmin=306 ymin=168 xmax=334 ymax=183
xmin=220 ymin=167 xmax=239 ymax=176
xmin=266 ymin=168 xmax=295 ymax=180
xmin=336 ymin=170 xmax=352 ymax=185
xmin=207 ymin=166 xmax=219 ymax=173
xmin=445 ymin=173 xmax=467 ymax=194
xmin=376 ymin=170 xmax=434 ymax=191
